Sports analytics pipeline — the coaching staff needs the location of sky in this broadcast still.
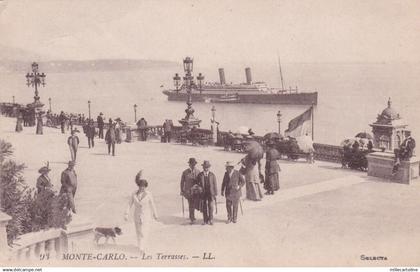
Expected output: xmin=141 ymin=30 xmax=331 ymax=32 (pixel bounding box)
xmin=0 ymin=0 xmax=419 ymax=64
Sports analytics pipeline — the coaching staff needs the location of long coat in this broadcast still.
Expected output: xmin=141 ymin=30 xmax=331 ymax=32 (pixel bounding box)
xmin=197 ymin=171 xmax=217 ymax=198
xmin=36 ymin=175 xmax=52 ymax=193
xmin=67 ymin=135 xmax=79 ymax=149
xmin=265 ymin=148 xmax=281 ymax=191
xmin=221 ymin=170 xmax=245 ymax=201
xmin=105 ymin=127 xmax=116 ymax=144
xmin=86 ymin=124 xmax=96 ymax=138
xmin=180 ymin=168 xmax=200 ymax=198
xmin=60 ymin=168 xmax=77 ymax=195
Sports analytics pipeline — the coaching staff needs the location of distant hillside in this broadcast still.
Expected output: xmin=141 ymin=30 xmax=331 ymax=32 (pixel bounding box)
xmin=0 ymin=59 xmax=179 ymax=73
xmin=0 ymin=44 xmax=46 ymax=62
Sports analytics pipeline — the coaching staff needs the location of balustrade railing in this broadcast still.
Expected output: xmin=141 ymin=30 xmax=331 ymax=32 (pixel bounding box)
xmin=9 ymin=229 xmax=68 ymax=260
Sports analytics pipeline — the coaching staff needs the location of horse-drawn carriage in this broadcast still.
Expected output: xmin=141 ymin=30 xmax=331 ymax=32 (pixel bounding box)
xmin=223 ymin=133 xmax=253 ymax=152
xmin=223 ymin=131 xmax=314 ymax=163
xmin=272 ymin=136 xmax=314 ymax=162
xmin=340 ymin=137 xmax=374 ymax=171
xmin=177 ymin=127 xmax=213 ymax=146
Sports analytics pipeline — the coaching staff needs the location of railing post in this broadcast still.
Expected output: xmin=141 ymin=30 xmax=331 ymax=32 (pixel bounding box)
xmin=0 ymin=212 xmax=11 ymax=257
xmin=125 ymin=126 xmax=133 ymax=142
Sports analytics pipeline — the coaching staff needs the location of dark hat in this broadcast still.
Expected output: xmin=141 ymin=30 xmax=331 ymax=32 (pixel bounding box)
xmin=188 ymin=158 xmax=197 ymax=165
xmin=38 ymin=166 xmax=51 ymax=174
xmin=135 ymin=170 xmax=143 ymax=181
xmin=99 ymin=112 xmax=103 ymax=115
xmin=202 ymin=160 xmax=211 ymax=168
xmin=135 ymin=178 xmax=148 ymax=188
xmin=225 ymin=161 xmax=235 ymax=168
xmin=68 ymin=160 xmax=76 ymax=166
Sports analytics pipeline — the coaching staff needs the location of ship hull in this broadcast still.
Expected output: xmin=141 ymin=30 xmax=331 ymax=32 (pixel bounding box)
xmin=163 ymin=91 xmax=318 ymax=105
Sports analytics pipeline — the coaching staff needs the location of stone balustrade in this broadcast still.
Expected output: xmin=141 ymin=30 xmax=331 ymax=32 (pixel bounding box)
xmin=9 ymin=229 xmax=67 ymax=260
xmin=0 ymin=211 xmax=94 ymax=261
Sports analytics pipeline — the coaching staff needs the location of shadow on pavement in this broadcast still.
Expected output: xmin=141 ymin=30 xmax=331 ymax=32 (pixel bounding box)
xmin=49 ymin=161 xmax=70 ymax=165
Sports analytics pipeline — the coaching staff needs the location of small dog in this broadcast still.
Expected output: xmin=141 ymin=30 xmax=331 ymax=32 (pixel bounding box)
xmin=93 ymin=227 xmax=122 ymax=244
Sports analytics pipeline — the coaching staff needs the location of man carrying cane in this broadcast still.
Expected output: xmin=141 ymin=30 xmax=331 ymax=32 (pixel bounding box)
xmin=197 ymin=160 xmax=217 ymax=225
xmin=180 ymin=158 xmax=200 ymax=224
xmin=221 ymin=161 xmax=245 ymax=224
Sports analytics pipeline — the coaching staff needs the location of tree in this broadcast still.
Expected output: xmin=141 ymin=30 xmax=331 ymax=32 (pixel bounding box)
xmin=0 ymin=139 xmax=70 ymax=245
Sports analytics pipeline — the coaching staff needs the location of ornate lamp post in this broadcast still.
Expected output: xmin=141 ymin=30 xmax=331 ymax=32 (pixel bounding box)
xmin=48 ymin=97 xmax=52 ymax=112
xmin=134 ymin=104 xmax=137 ymax=123
xmin=177 ymin=57 xmax=204 ymax=130
xmin=88 ymin=100 xmax=91 ymax=119
xmin=277 ymin=110 xmax=282 ymax=135
xmin=26 ymin=62 xmax=46 ymax=106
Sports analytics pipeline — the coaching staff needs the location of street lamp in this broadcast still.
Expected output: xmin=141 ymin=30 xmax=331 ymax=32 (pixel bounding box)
xmin=197 ymin=73 xmax=205 ymax=94
xmin=88 ymin=100 xmax=91 ymax=119
xmin=48 ymin=98 xmax=52 ymax=112
xmin=173 ymin=73 xmax=181 ymax=92
xmin=211 ymin=105 xmax=217 ymax=144
xmin=12 ymin=96 xmax=15 ymax=104
xmin=25 ymin=62 xmax=46 ymax=105
xmin=177 ymin=57 xmax=204 ymax=130
xmin=211 ymin=105 xmax=216 ymax=122
xmin=134 ymin=104 xmax=137 ymax=123
xmin=277 ymin=110 xmax=282 ymax=135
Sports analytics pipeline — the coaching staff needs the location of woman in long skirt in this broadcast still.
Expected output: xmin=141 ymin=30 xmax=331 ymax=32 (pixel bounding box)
xmin=264 ymin=142 xmax=281 ymax=195
xmin=15 ymin=112 xmax=23 ymax=132
xmin=125 ymin=173 xmax=158 ymax=255
xmin=242 ymin=156 xmax=264 ymax=201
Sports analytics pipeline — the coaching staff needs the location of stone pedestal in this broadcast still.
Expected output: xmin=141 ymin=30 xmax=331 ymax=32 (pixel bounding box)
xmin=125 ymin=126 xmax=133 ymax=142
xmin=366 ymin=152 xmax=419 ymax=184
xmin=64 ymin=215 xmax=94 ymax=252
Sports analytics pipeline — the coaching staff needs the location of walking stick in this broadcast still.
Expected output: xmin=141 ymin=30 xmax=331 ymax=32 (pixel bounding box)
xmin=181 ymin=196 xmax=185 ymax=218
xmin=239 ymin=198 xmax=244 ymax=216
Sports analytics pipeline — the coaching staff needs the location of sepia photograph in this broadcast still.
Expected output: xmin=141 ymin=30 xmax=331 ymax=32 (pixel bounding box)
xmin=0 ymin=0 xmax=419 ymax=269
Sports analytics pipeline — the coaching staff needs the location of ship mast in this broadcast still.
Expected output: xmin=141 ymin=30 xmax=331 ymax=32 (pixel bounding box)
xmin=277 ymin=54 xmax=285 ymax=91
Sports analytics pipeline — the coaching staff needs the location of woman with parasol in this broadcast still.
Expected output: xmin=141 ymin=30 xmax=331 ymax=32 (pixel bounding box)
xmin=241 ymin=141 xmax=264 ymax=201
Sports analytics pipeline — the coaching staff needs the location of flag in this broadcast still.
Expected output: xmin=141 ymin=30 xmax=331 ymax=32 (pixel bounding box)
xmin=284 ymin=106 xmax=313 ymax=138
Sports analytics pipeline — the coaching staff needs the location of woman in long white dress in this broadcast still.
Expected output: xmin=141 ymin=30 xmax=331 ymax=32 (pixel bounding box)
xmin=125 ymin=175 xmax=158 ymax=255
xmin=241 ymin=156 xmax=264 ymax=201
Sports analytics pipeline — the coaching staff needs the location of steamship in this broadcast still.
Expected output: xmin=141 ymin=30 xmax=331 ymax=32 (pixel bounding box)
xmin=162 ymin=67 xmax=318 ymax=105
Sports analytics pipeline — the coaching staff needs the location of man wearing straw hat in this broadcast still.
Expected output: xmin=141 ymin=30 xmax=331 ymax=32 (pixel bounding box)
xmin=36 ymin=164 xmax=52 ymax=193
xmin=180 ymin=158 xmax=200 ymax=224
xmin=59 ymin=161 xmax=78 ymax=214
xmin=221 ymin=161 xmax=245 ymax=224
xmin=197 ymin=160 xmax=217 ymax=225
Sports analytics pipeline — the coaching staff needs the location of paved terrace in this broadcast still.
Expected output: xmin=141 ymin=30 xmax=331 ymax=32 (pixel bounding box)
xmin=1 ymin=116 xmax=420 ymax=266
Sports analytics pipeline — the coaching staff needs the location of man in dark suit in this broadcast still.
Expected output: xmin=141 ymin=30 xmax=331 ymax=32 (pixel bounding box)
xmin=180 ymin=158 xmax=201 ymax=224
xmin=97 ymin=113 xmax=104 ymax=139
xmin=59 ymin=161 xmax=78 ymax=214
xmin=197 ymin=160 xmax=217 ymax=225
xmin=221 ymin=161 xmax=245 ymax=224
xmin=86 ymin=119 xmax=96 ymax=148
xmin=105 ymin=123 xmax=116 ymax=156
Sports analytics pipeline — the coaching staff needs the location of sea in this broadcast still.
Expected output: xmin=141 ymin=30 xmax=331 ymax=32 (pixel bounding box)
xmin=1 ymin=61 xmax=419 ymax=145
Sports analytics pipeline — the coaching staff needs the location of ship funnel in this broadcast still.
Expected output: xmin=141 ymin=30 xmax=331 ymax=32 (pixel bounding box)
xmin=218 ymin=68 xmax=226 ymax=85
xmin=245 ymin=67 xmax=252 ymax=84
